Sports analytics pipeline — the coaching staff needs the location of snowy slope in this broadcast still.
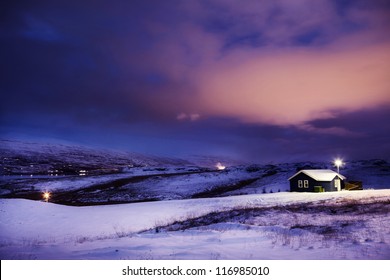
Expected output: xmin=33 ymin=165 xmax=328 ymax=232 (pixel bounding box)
xmin=1 ymin=190 xmax=389 ymax=260
xmin=0 ymin=139 xmax=190 ymax=176
xmin=1 ymin=139 xmax=390 ymax=206
xmin=2 ymin=159 xmax=389 ymax=205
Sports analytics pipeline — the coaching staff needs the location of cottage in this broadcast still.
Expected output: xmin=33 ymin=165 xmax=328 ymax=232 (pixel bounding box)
xmin=288 ymin=169 xmax=346 ymax=192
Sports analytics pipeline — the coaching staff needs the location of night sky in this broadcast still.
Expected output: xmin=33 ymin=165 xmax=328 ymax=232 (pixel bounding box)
xmin=1 ymin=0 xmax=390 ymax=163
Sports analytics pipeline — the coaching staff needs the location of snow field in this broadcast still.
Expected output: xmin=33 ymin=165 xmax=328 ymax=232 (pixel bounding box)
xmin=0 ymin=189 xmax=389 ymax=259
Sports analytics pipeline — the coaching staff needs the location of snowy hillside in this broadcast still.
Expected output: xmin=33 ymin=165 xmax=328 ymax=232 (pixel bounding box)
xmin=1 ymin=140 xmax=389 ymax=260
xmin=0 ymin=139 xmax=190 ymax=176
xmin=0 ymin=166 xmax=271 ymax=205
xmin=1 ymin=190 xmax=389 ymax=259
xmin=1 ymin=139 xmax=390 ymax=205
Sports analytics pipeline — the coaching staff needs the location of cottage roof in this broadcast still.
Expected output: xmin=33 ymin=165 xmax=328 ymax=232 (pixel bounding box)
xmin=288 ymin=169 xmax=346 ymax=181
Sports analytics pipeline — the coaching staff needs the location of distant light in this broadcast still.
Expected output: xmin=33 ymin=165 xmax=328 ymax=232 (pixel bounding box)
xmin=334 ymin=158 xmax=343 ymax=173
xmin=43 ymin=192 xmax=51 ymax=202
xmin=216 ymin=162 xmax=226 ymax=170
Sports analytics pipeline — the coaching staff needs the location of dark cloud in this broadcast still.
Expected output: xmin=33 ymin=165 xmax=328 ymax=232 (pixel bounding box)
xmin=306 ymin=105 xmax=390 ymax=137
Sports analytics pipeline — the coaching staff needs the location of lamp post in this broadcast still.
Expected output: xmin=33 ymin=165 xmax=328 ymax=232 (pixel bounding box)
xmin=334 ymin=159 xmax=343 ymax=174
xmin=43 ymin=192 xmax=51 ymax=203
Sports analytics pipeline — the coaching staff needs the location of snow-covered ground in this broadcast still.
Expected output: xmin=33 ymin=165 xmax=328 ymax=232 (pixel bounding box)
xmin=0 ymin=166 xmax=208 ymax=193
xmin=1 ymin=140 xmax=390 ymax=259
xmin=0 ymin=139 xmax=191 ymax=176
xmin=0 ymin=166 xmax=278 ymax=204
xmin=1 ymin=190 xmax=389 ymax=260
xmin=3 ymin=158 xmax=389 ymax=205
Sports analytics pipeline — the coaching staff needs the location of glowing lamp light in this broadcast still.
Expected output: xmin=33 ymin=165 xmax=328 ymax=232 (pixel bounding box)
xmin=216 ymin=162 xmax=226 ymax=171
xmin=43 ymin=192 xmax=51 ymax=202
xmin=334 ymin=158 xmax=343 ymax=173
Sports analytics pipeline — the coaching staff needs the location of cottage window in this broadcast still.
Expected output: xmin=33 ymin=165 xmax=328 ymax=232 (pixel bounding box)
xmin=298 ymin=180 xmax=303 ymax=188
xmin=304 ymin=180 xmax=309 ymax=188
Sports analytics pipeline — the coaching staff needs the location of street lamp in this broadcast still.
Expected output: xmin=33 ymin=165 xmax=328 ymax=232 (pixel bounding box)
xmin=334 ymin=159 xmax=343 ymax=174
xmin=43 ymin=192 xmax=51 ymax=203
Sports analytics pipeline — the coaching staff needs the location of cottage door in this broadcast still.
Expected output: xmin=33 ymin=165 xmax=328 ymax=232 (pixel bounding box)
xmin=335 ymin=179 xmax=341 ymax=192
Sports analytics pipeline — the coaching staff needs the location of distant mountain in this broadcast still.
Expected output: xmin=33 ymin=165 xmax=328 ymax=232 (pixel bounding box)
xmin=0 ymin=139 xmax=191 ymax=176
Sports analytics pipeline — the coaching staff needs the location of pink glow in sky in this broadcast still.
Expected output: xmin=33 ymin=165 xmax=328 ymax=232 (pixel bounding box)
xmin=195 ymin=43 xmax=390 ymax=127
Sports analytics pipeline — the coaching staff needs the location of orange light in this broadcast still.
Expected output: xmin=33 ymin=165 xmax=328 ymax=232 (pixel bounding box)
xmin=43 ymin=192 xmax=51 ymax=202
